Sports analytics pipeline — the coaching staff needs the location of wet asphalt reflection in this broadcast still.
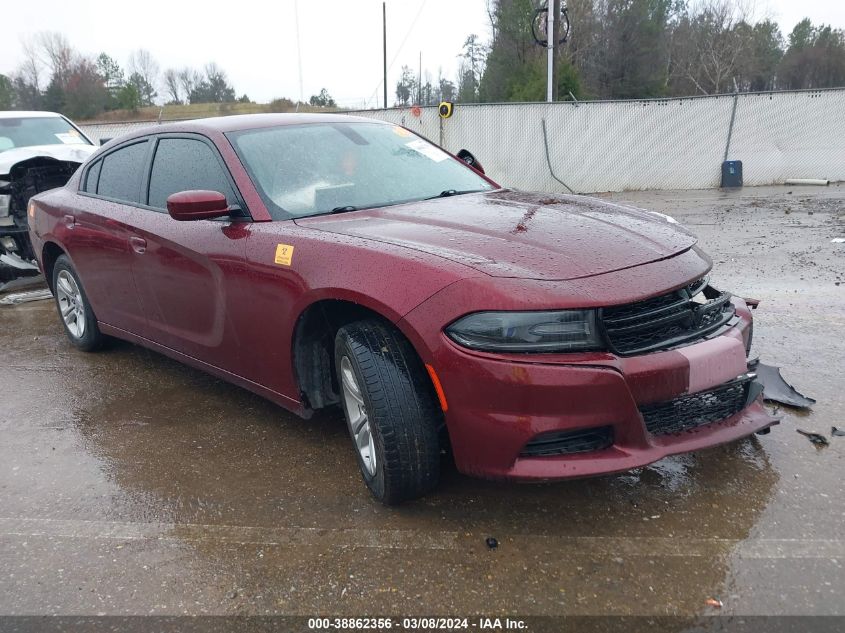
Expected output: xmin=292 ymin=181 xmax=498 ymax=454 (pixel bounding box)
xmin=1 ymin=186 xmax=843 ymax=616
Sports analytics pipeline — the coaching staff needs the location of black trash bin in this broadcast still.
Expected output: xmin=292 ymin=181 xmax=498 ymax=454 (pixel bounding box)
xmin=721 ymin=160 xmax=743 ymax=188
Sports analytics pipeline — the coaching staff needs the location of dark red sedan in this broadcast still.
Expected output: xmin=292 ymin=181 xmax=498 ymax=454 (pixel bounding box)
xmin=29 ymin=114 xmax=777 ymax=504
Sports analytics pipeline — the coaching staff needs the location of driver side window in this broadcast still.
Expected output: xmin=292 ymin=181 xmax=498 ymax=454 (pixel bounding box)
xmin=147 ymin=138 xmax=237 ymax=212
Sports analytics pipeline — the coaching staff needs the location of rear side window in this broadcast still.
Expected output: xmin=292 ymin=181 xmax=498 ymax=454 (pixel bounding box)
xmin=83 ymin=159 xmax=101 ymax=193
xmin=97 ymin=141 xmax=149 ymax=203
xmin=147 ymin=138 xmax=236 ymax=210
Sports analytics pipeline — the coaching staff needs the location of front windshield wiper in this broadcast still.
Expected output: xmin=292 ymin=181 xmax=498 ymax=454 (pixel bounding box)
xmin=317 ymin=191 xmax=484 ymax=218
xmin=424 ymin=189 xmax=485 ymax=200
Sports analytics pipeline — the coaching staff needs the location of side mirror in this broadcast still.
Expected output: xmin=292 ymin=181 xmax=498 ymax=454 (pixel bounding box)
xmin=166 ymin=190 xmax=231 ymax=221
xmin=456 ymin=149 xmax=484 ymax=174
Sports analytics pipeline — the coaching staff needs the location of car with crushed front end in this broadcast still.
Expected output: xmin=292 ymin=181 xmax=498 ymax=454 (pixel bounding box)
xmin=28 ymin=113 xmax=778 ymax=504
xmin=0 ymin=111 xmax=96 ymax=280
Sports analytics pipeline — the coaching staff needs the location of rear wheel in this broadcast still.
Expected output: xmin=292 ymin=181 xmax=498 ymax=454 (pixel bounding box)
xmin=334 ymin=320 xmax=441 ymax=504
xmin=52 ymin=255 xmax=105 ymax=352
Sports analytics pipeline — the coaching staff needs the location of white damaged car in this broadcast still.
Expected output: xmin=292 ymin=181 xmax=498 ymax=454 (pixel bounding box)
xmin=0 ymin=111 xmax=97 ymax=280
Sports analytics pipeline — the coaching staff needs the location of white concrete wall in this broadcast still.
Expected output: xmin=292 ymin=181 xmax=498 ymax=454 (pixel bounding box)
xmin=80 ymin=88 xmax=845 ymax=193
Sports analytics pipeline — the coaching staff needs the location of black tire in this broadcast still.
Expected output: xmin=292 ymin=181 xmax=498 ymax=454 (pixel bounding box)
xmin=334 ymin=320 xmax=442 ymax=504
xmin=52 ymin=255 xmax=105 ymax=352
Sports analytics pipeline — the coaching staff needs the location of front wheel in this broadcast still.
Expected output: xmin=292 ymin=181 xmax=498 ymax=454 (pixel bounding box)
xmin=52 ymin=255 xmax=106 ymax=352
xmin=335 ymin=320 xmax=442 ymax=504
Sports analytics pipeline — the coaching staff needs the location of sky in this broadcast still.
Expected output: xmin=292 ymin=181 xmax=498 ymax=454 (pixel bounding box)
xmin=2 ymin=0 xmax=845 ymax=108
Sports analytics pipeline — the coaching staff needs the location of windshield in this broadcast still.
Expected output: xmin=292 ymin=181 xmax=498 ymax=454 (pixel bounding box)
xmin=227 ymin=122 xmax=494 ymax=219
xmin=0 ymin=116 xmax=92 ymax=153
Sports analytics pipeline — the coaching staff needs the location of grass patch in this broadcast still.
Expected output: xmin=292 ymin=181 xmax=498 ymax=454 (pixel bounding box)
xmin=80 ymin=100 xmax=341 ymax=123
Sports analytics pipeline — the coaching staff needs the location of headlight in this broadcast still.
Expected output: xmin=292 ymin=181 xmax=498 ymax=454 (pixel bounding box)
xmin=445 ymin=310 xmax=603 ymax=353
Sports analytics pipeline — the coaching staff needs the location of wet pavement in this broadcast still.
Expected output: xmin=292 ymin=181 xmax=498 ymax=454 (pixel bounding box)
xmin=1 ymin=186 xmax=843 ymax=619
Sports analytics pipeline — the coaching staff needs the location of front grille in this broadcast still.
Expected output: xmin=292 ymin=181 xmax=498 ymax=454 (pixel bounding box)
xmin=599 ymin=278 xmax=735 ymax=355
xmin=639 ymin=376 xmax=753 ymax=436
xmin=521 ymin=426 xmax=613 ymax=457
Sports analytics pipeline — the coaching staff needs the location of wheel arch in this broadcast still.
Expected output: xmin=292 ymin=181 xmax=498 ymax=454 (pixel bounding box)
xmin=41 ymin=241 xmax=67 ymax=292
xmin=291 ymin=297 xmax=433 ymax=415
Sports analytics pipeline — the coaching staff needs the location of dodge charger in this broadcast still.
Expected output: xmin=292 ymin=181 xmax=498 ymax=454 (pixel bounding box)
xmin=28 ymin=114 xmax=777 ymax=504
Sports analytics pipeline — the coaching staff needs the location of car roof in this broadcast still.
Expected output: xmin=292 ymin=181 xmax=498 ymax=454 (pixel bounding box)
xmin=0 ymin=111 xmax=66 ymax=119
xmin=150 ymin=112 xmax=388 ymax=136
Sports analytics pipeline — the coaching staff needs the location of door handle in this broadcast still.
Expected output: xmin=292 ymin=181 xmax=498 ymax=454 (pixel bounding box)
xmin=129 ymin=236 xmax=147 ymax=254
xmin=63 ymin=214 xmax=76 ymax=229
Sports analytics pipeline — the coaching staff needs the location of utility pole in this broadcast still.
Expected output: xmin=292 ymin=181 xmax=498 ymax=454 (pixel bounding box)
xmin=535 ymin=0 xmax=568 ymax=101
xmin=546 ymin=0 xmax=555 ymax=102
xmin=294 ymin=0 xmax=304 ymax=105
xmin=553 ymin=0 xmax=561 ymax=101
xmin=383 ymin=2 xmax=388 ymax=109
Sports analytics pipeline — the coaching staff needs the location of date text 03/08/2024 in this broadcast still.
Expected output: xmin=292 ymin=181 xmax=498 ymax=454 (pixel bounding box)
xmin=307 ymin=617 xmax=527 ymax=630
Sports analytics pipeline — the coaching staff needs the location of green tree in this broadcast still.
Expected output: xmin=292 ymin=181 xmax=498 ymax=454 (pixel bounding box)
xmin=479 ymin=0 xmax=539 ymax=101
xmin=437 ymin=67 xmax=456 ymax=102
xmin=419 ymin=78 xmax=435 ymax=105
xmin=779 ymin=20 xmax=845 ymax=89
xmin=309 ymin=88 xmax=337 ymax=107
xmin=128 ymin=71 xmax=156 ymax=107
xmin=127 ymin=49 xmax=159 ymax=106
xmin=735 ymin=20 xmax=783 ymax=91
xmin=593 ymin=0 xmax=677 ymax=98
xmin=395 ymin=65 xmax=416 ymax=105
xmin=189 ymin=63 xmax=236 ymax=103
xmin=504 ymin=57 xmax=581 ymax=101
xmin=42 ymin=78 xmax=66 ymax=113
xmin=478 ymin=0 xmax=581 ymax=102
xmin=457 ymin=34 xmax=485 ymax=102
xmin=96 ymin=53 xmax=124 ymax=94
xmin=788 ymin=18 xmax=815 ymax=50
xmin=117 ymin=83 xmax=141 ymax=111
xmin=11 ymin=75 xmax=41 ymax=109
xmin=64 ymin=58 xmax=110 ymax=119
xmin=0 ymin=74 xmax=14 ymax=109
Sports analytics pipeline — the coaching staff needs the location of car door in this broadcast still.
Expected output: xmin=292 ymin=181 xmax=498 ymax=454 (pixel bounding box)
xmin=65 ymin=139 xmax=150 ymax=335
xmin=127 ymin=134 xmax=252 ymax=375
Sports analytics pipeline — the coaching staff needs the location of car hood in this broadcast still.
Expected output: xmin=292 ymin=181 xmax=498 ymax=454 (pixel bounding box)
xmin=295 ymin=190 xmax=697 ymax=280
xmin=0 ymin=144 xmax=96 ymax=176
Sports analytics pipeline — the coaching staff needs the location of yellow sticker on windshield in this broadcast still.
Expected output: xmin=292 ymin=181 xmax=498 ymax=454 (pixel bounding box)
xmin=392 ymin=125 xmax=412 ymax=137
xmin=274 ymin=244 xmax=294 ymax=266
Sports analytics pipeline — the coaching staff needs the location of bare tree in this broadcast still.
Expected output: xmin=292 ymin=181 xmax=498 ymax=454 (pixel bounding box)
xmin=127 ymin=49 xmax=160 ymax=103
xmin=163 ymin=68 xmax=181 ymax=104
xmin=17 ymin=40 xmax=43 ymax=93
xmin=672 ymin=0 xmax=755 ymax=94
xmin=36 ymin=31 xmax=75 ymax=88
xmin=177 ymin=67 xmax=201 ymax=102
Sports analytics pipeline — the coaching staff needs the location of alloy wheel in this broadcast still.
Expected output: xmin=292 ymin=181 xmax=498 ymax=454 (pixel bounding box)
xmin=55 ymin=270 xmax=86 ymax=339
xmin=339 ymin=355 xmax=377 ymax=476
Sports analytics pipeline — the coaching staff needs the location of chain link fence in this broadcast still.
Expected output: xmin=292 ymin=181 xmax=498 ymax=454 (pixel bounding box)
xmin=80 ymin=88 xmax=845 ymax=193
xmin=79 ymin=120 xmax=158 ymax=145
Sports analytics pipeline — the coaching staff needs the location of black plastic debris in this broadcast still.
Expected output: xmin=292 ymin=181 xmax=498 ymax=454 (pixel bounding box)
xmin=796 ymin=429 xmax=829 ymax=447
xmin=832 ymin=427 xmax=845 ymax=437
xmin=748 ymin=360 xmax=816 ymax=409
xmin=485 ymin=537 xmax=498 ymax=550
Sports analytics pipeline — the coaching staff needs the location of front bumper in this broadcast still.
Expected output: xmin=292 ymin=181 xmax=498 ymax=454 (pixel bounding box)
xmin=404 ymin=297 xmax=778 ymax=481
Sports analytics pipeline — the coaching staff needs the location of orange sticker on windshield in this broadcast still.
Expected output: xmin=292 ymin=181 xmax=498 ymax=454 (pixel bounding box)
xmin=274 ymin=244 xmax=294 ymax=266
xmin=392 ymin=125 xmax=412 ymax=137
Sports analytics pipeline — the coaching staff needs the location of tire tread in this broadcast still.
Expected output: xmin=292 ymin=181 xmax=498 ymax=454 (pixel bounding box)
xmin=336 ymin=320 xmax=441 ymax=504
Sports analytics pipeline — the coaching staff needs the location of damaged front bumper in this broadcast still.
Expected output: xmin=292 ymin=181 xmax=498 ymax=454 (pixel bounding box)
xmin=413 ymin=298 xmax=779 ymax=481
xmin=1 ymin=158 xmax=81 ymax=280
